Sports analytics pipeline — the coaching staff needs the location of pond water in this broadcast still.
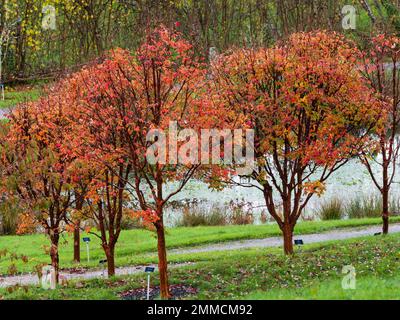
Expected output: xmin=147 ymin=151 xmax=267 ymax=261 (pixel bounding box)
xmin=162 ymin=158 xmax=400 ymax=226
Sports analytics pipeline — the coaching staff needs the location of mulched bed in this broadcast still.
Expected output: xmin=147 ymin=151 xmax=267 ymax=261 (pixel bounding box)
xmin=61 ymin=267 xmax=89 ymax=274
xmin=120 ymin=284 xmax=198 ymax=300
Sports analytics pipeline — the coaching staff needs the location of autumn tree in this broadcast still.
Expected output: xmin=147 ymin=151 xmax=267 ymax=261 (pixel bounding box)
xmin=70 ymin=162 xmax=95 ymax=264
xmin=65 ymin=27 xmax=210 ymax=298
xmin=70 ymin=107 xmax=132 ymax=276
xmin=212 ymin=31 xmax=383 ymax=254
xmin=127 ymin=28 xmax=206 ymax=299
xmin=359 ymin=34 xmax=400 ymax=234
xmin=0 ymin=91 xmax=79 ymax=281
xmin=79 ymin=164 xmax=131 ymax=277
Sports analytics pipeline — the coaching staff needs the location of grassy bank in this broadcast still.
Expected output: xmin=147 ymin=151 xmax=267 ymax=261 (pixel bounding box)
xmin=1 ymin=232 xmax=399 ymax=300
xmin=0 ymin=86 xmax=42 ymax=109
xmin=0 ymin=217 xmax=398 ymax=275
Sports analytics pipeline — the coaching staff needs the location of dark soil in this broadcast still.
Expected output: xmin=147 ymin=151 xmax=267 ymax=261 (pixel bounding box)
xmin=120 ymin=284 xmax=198 ymax=300
xmin=61 ymin=267 xmax=89 ymax=274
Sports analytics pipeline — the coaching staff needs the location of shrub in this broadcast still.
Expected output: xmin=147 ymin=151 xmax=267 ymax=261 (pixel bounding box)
xmin=230 ymin=210 xmax=254 ymax=225
xmin=229 ymin=201 xmax=254 ymax=225
xmin=0 ymin=200 xmax=20 ymax=235
xmin=260 ymin=210 xmax=269 ymax=224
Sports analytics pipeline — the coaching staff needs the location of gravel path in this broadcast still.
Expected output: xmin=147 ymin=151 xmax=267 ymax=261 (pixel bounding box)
xmin=170 ymin=223 xmax=400 ymax=254
xmin=1 ymin=224 xmax=399 ymax=288
xmin=0 ymin=263 xmax=193 ymax=288
xmin=0 ymin=108 xmax=10 ymax=119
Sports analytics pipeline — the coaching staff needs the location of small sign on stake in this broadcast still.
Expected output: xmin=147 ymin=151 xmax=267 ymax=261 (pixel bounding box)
xmin=145 ymin=266 xmax=156 ymax=300
xmin=99 ymin=259 xmax=107 ymax=278
xmin=294 ymin=239 xmax=304 ymax=246
xmin=145 ymin=266 xmax=155 ymax=273
xmin=83 ymin=237 xmax=91 ymax=263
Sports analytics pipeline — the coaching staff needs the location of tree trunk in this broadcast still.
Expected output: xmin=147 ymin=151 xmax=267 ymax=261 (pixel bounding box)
xmin=105 ymin=245 xmax=116 ymax=277
xmin=282 ymin=223 xmax=294 ymax=255
xmin=156 ymin=220 xmax=170 ymax=299
xmin=382 ymin=186 xmax=389 ymax=234
xmin=73 ymin=222 xmax=80 ymax=263
xmin=50 ymin=232 xmax=60 ymax=283
xmin=382 ymin=159 xmax=390 ymax=235
xmin=73 ymin=194 xmax=84 ymax=263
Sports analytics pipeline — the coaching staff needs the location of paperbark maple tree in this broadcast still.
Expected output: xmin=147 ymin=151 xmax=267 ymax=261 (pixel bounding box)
xmin=0 ymin=91 xmax=79 ymax=282
xmin=83 ymin=165 xmax=131 ymax=277
xmin=359 ymin=34 xmax=400 ymax=235
xmin=52 ymin=71 xmax=133 ymax=277
xmin=212 ymin=31 xmax=383 ymax=254
xmin=64 ymin=27 xmax=211 ymax=298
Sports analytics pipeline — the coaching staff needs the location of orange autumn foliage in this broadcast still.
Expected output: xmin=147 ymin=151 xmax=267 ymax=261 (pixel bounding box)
xmin=212 ymin=31 xmax=384 ymax=254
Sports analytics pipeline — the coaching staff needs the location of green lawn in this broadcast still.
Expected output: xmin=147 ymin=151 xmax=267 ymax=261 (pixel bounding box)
xmin=246 ymin=276 xmax=400 ymax=300
xmin=0 ymin=87 xmax=42 ymax=109
xmin=0 ymin=217 xmax=398 ymax=276
xmin=1 ymin=232 xmax=399 ymax=300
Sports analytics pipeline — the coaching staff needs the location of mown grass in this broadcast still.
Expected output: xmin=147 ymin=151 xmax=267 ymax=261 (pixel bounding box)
xmin=245 ymin=276 xmax=400 ymax=300
xmin=0 ymin=217 xmax=398 ymax=276
xmin=0 ymin=87 xmax=42 ymax=109
xmin=1 ymin=233 xmax=399 ymax=300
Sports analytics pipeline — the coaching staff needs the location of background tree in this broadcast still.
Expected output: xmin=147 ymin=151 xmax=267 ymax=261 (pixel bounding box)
xmin=81 ymin=165 xmax=132 ymax=277
xmin=3 ymin=0 xmax=394 ymax=83
xmin=70 ymin=164 xmax=94 ymax=263
xmin=359 ymin=34 xmax=400 ymax=234
xmin=70 ymin=98 xmax=132 ymax=276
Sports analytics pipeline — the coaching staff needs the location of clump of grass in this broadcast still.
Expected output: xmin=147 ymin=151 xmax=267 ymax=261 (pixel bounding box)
xmin=347 ymin=196 xmax=382 ymax=219
xmin=389 ymin=198 xmax=400 ymax=216
xmin=175 ymin=200 xmax=255 ymax=227
xmin=120 ymin=216 xmax=145 ymax=230
xmin=347 ymin=195 xmax=400 ymax=219
xmin=317 ymin=198 xmax=344 ymax=221
xmin=178 ymin=204 xmax=227 ymax=227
